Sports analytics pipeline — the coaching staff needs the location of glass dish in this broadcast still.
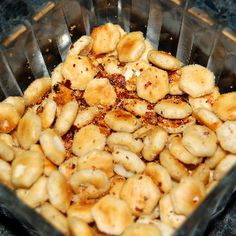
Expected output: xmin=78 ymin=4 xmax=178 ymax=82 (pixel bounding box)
xmin=0 ymin=0 xmax=235 ymax=235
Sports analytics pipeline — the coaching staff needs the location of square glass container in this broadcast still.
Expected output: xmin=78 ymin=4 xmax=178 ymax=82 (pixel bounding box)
xmin=0 ymin=0 xmax=235 ymax=235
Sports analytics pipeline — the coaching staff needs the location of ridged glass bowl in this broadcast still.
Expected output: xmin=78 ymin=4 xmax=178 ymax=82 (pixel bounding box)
xmin=0 ymin=0 xmax=235 ymax=235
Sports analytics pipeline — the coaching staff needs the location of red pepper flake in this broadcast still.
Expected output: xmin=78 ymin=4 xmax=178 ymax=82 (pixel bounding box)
xmin=109 ymin=74 xmax=126 ymax=88
xmin=73 ymin=64 xmax=76 ymax=68
xmin=99 ymin=126 xmax=112 ymax=136
xmin=71 ymin=163 xmax=76 ymax=169
xmin=53 ymin=84 xmax=60 ymax=93
xmin=98 ymin=63 xmax=105 ymax=72
xmin=61 ymin=125 xmax=78 ymax=156
xmin=114 ymin=99 xmax=124 ymax=109
xmin=95 ymin=71 xmax=105 ymax=78
xmin=79 ymin=98 xmax=88 ymax=108
xmin=143 ymin=112 xmax=159 ymax=126
xmin=53 ymin=84 xmax=73 ymax=106
xmin=62 ymin=125 xmax=78 ymax=142
xmin=168 ymin=70 xmax=176 ymax=76
xmin=70 ymin=44 xmax=74 ymax=49
xmin=135 ymin=207 xmax=143 ymax=212
xmin=36 ymin=105 xmax=43 ymax=114
xmin=147 ymin=103 xmax=155 ymax=110
xmin=39 ymin=90 xmax=50 ymax=103
xmin=93 ymin=113 xmax=111 ymax=137
xmin=72 ymin=90 xmax=84 ymax=101
xmin=144 ymin=81 xmax=152 ymax=88
xmin=118 ymin=62 xmax=126 ymax=67
xmin=94 ymin=53 xmax=106 ymax=59
xmin=62 ymin=80 xmax=72 ymax=89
